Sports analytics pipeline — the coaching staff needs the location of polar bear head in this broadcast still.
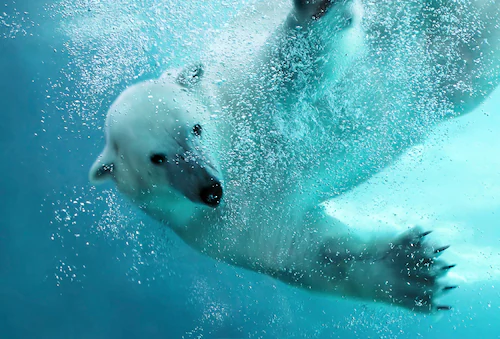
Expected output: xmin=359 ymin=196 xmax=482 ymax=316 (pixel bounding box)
xmin=89 ymin=77 xmax=223 ymax=221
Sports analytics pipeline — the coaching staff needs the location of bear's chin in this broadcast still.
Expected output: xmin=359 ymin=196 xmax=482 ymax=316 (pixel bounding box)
xmin=129 ymin=187 xmax=213 ymax=227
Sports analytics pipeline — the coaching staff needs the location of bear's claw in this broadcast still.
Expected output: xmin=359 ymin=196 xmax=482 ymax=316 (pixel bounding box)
xmin=437 ymin=305 xmax=452 ymax=311
xmin=434 ymin=245 xmax=450 ymax=254
xmin=419 ymin=230 xmax=433 ymax=238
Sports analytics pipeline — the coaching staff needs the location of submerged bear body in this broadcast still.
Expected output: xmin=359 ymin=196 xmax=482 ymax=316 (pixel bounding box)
xmin=89 ymin=0 xmax=499 ymax=312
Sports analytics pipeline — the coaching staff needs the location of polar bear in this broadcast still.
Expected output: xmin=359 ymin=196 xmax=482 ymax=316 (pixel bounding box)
xmin=89 ymin=0 xmax=499 ymax=312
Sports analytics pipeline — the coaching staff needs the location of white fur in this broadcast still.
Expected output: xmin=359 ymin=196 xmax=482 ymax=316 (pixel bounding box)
xmin=89 ymin=0 xmax=499 ymax=312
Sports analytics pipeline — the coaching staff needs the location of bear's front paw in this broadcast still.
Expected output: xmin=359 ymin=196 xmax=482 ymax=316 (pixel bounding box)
xmin=377 ymin=226 xmax=456 ymax=313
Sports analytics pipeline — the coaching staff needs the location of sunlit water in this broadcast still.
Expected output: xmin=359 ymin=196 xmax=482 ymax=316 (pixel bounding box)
xmin=1 ymin=0 xmax=499 ymax=338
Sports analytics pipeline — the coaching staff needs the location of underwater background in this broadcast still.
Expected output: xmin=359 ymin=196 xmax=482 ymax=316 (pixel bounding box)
xmin=1 ymin=0 xmax=500 ymax=338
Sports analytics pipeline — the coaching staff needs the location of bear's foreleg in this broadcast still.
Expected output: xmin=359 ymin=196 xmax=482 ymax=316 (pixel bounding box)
xmin=261 ymin=207 xmax=455 ymax=312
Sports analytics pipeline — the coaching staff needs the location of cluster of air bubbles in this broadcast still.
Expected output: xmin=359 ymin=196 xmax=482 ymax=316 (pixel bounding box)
xmin=54 ymin=259 xmax=81 ymax=288
xmin=339 ymin=306 xmax=409 ymax=338
xmin=181 ymin=326 xmax=206 ymax=339
xmin=0 ymin=3 xmax=36 ymax=39
xmin=183 ymin=277 xmax=231 ymax=337
xmin=42 ymin=0 xmax=246 ymax=128
xmin=95 ymin=189 xmax=178 ymax=285
xmin=49 ymin=185 xmax=173 ymax=288
xmin=48 ymin=186 xmax=94 ymax=288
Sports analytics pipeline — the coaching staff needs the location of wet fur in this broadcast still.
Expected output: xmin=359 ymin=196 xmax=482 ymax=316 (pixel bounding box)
xmin=90 ymin=0 xmax=500 ymax=313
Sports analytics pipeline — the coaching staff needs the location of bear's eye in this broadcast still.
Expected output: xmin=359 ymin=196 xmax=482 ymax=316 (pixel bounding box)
xmin=150 ymin=153 xmax=167 ymax=165
xmin=192 ymin=124 xmax=202 ymax=136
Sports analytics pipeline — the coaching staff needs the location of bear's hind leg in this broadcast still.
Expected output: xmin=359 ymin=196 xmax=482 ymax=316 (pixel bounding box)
xmin=318 ymin=226 xmax=457 ymax=313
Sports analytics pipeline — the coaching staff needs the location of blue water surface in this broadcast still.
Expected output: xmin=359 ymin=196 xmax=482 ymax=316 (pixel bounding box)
xmin=1 ymin=0 xmax=499 ymax=338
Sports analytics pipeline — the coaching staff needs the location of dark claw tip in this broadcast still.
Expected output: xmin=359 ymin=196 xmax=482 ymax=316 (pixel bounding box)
xmin=443 ymin=286 xmax=458 ymax=291
xmin=419 ymin=230 xmax=433 ymax=238
xmin=437 ymin=305 xmax=452 ymax=311
xmin=442 ymin=264 xmax=456 ymax=270
xmin=434 ymin=245 xmax=450 ymax=254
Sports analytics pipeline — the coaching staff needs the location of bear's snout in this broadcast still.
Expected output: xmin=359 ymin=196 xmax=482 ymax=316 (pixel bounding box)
xmin=199 ymin=181 xmax=223 ymax=208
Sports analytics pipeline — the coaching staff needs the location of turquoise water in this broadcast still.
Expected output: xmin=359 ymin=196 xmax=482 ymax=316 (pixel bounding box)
xmin=1 ymin=0 xmax=499 ymax=338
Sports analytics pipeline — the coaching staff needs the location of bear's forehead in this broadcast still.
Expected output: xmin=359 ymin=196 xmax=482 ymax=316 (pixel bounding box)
xmin=107 ymin=93 xmax=197 ymax=129
xmin=106 ymin=117 xmax=190 ymax=157
xmin=107 ymin=108 xmax=192 ymax=139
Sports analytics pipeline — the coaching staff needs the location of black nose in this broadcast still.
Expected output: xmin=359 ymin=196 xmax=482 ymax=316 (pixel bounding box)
xmin=200 ymin=181 xmax=223 ymax=208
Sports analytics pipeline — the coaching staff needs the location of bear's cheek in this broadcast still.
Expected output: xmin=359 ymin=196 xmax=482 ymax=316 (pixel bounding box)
xmin=109 ymin=161 xmax=149 ymax=197
xmin=133 ymin=169 xmax=173 ymax=195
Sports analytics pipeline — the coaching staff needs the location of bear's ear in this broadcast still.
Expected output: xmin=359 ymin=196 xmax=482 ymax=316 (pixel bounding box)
xmin=89 ymin=148 xmax=115 ymax=185
xmin=176 ymin=63 xmax=204 ymax=88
